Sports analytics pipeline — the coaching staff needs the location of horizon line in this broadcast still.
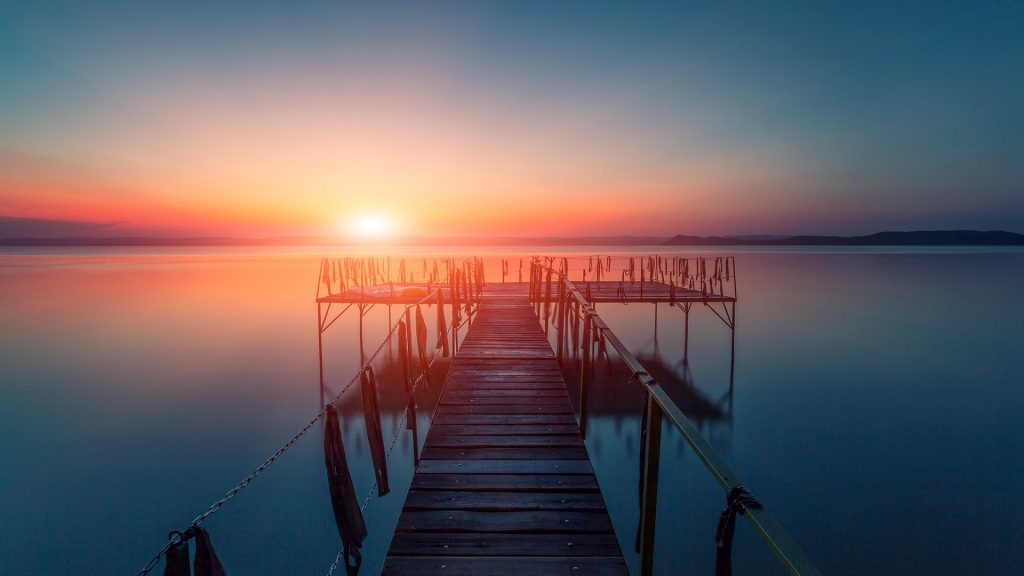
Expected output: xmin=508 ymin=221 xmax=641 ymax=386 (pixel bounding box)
xmin=1 ymin=229 xmax=1023 ymax=247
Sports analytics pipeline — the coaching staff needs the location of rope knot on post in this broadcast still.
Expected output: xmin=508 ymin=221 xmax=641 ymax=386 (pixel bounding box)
xmin=714 ymin=484 xmax=764 ymax=576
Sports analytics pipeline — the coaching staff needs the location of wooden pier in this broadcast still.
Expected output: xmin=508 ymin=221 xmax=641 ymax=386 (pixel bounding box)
xmin=382 ymin=284 xmax=628 ymax=575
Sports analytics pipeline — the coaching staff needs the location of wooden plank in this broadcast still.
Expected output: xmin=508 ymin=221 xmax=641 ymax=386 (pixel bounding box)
xmin=410 ymin=474 xmax=599 ymax=492
xmin=459 ymin=342 xmax=552 ymax=347
xmin=448 ymin=365 xmax=565 ymax=371
xmin=444 ymin=382 xmax=567 ymax=391
xmin=442 ymin=389 xmax=569 ymax=398
xmin=427 ymin=435 xmax=583 ymax=448
xmin=448 ymin=370 xmax=564 ymax=377
xmin=436 ymin=404 xmax=572 ymax=415
xmin=445 ymin=371 xmax=564 ymax=378
xmin=445 ymin=382 xmax=566 ymax=391
xmin=382 ymin=556 xmax=629 ymax=576
xmin=387 ymin=533 xmax=621 ymax=556
xmin=432 ymin=413 xmax=579 ymax=426
xmin=445 ymin=373 xmax=566 ymax=380
xmin=440 ymin=396 xmax=570 ymax=405
xmin=461 ymin=338 xmax=550 ymax=343
xmin=404 ymin=491 xmax=605 ymax=511
xmin=458 ymin=344 xmax=557 ymax=350
xmin=420 ymin=446 xmax=588 ymax=460
xmin=459 ymin=337 xmax=547 ymax=341
xmin=396 ymin=510 xmax=613 ymax=533
xmin=428 ymin=424 xmax=581 ymax=436
xmin=457 ymin=351 xmax=555 ymax=359
xmin=446 ymin=375 xmax=566 ymax=382
xmin=416 ymin=459 xmax=593 ymax=474
xmin=445 ymin=372 xmax=565 ymax=379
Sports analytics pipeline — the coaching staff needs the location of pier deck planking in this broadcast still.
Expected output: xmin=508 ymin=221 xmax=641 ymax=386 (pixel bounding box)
xmin=382 ymin=286 xmax=628 ymax=576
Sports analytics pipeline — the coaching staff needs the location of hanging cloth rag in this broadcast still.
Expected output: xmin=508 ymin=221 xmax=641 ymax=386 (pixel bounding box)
xmin=321 ymin=261 xmax=333 ymax=296
xmin=360 ymin=368 xmax=390 ymax=496
xmin=436 ymin=289 xmax=450 ymax=357
xmin=192 ymin=526 xmax=226 ymax=576
xmin=323 ymin=404 xmax=366 ymax=573
xmin=450 ymin=271 xmax=461 ymax=328
xmin=163 ymin=533 xmax=191 ymax=576
xmin=414 ymin=305 xmax=431 ymax=387
xmin=398 ymin=321 xmax=418 ymax=432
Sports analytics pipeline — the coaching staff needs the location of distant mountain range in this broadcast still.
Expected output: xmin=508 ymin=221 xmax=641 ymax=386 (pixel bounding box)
xmin=662 ymin=230 xmax=1024 ymax=246
xmin=0 ymin=230 xmax=1021 ymax=247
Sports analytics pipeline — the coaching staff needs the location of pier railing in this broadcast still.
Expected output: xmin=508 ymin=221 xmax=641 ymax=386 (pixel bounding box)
xmin=517 ymin=254 xmax=737 ymax=302
xmin=530 ymin=259 xmax=820 ymax=576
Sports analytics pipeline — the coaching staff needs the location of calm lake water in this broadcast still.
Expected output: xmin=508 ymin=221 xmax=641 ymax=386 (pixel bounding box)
xmin=1 ymin=246 xmax=1021 ymax=575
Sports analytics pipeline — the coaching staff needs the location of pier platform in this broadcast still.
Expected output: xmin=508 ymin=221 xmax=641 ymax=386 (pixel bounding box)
xmin=317 ymin=280 xmax=735 ymax=305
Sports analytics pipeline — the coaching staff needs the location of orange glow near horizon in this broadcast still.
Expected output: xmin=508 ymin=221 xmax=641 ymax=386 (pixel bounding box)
xmin=3 ymin=3 xmax=1022 ymax=241
xmin=0 ymin=49 xmax=906 ymax=241
xmin=1 ymin=54 xmax=819 ymax=239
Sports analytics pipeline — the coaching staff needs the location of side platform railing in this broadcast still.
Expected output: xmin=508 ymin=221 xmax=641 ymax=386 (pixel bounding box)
xmin=530 ymin=259 xmax=821 ymax=576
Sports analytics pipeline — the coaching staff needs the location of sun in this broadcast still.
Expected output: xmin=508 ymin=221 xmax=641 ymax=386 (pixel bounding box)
xmin=348 ymin=214 xmax=395 ymax=238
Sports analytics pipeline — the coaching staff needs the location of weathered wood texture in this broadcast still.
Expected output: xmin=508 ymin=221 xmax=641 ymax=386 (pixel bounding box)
xmin=383 ymin=287 xmax=627 ymax=575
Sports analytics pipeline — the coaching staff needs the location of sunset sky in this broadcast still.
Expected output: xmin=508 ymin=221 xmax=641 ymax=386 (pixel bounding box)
xmin=2 ymin=1 xmax=1022 ymax=239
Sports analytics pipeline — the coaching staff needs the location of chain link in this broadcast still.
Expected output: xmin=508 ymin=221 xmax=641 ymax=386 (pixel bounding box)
xmin=136 ymin=539 xmax=174 ymax=576
xmin=325 ymin=547 xmax=345 ymax=576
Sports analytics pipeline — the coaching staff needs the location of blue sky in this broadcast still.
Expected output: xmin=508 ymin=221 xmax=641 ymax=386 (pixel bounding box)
xmin=1 ymin=1 xmax=1022 ymax=237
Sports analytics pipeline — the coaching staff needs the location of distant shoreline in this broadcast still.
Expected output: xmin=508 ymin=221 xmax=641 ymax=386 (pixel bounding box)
xmin=1 ymin=230 xmax=1022 ymax=247
xmin=661 ymin=230 xmax=1024 ymax=246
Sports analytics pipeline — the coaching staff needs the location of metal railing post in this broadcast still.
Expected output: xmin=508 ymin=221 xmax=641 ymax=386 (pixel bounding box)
xmin=579 ymin=311 xmax=592 ymax=438
xmin=556 ymin=277 xmax=566 ymax=362
xmin=639 ymin=389 xmax=663 ymax=576
xmin=317 ymin=301 xmax=325 ymax=410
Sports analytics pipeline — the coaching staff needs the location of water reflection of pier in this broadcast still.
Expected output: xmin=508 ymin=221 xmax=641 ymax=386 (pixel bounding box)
xmin=569 ymin=345 xmax=732 ymax=433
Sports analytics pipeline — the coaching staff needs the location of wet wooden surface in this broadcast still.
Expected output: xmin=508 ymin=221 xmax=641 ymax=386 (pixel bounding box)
xmin=382 ymin=285 xmax=628 ymax=575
